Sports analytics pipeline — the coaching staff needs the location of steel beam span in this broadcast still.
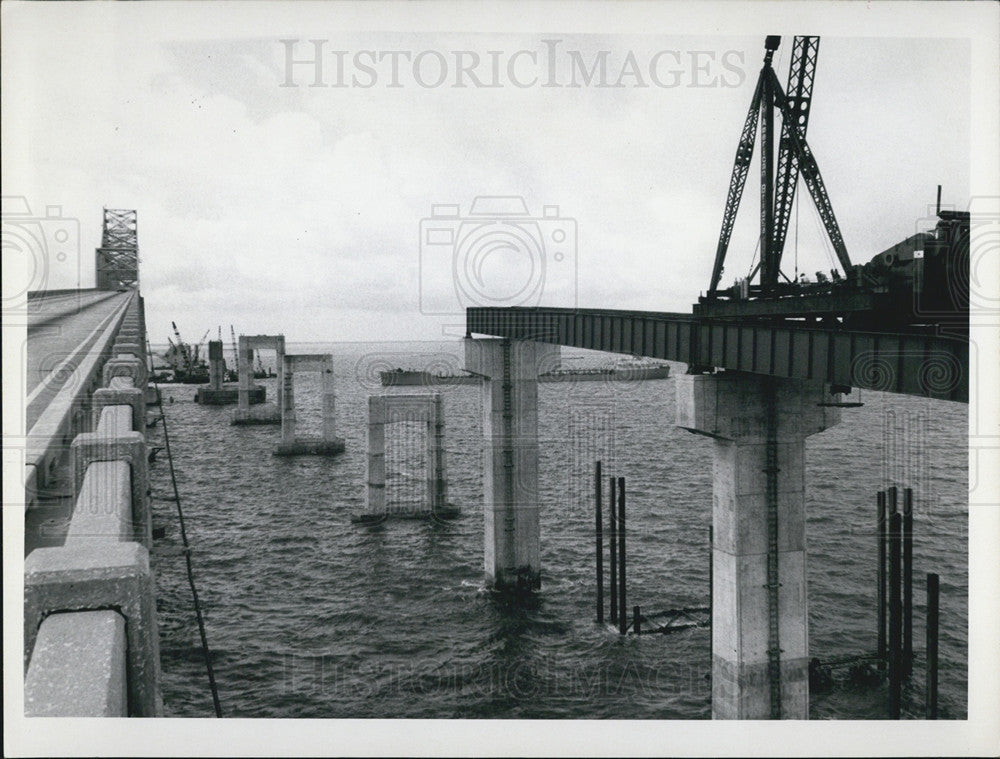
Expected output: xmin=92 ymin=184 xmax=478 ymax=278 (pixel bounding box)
xmin=466 ymin=307 xmax=967 ymax=403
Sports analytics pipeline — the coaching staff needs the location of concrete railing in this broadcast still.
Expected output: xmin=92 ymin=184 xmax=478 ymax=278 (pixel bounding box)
xmin=25 ymin=292 xmax=135 ymax=509
xmin=24 ymin=296 xmax=162 ymax=717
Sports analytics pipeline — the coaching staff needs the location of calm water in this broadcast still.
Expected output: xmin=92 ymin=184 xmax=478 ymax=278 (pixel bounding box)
xmin=146 ymin=341 xmax=968 ymax=719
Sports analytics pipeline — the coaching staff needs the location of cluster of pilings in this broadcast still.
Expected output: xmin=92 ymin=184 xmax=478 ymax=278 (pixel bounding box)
xmin=876 ymin=485 xmax=941 ymax=719
xmin=594 ymin=463 xmax=711 ymax=637
xmin=594 ymin=464 xmax=628 ymax=634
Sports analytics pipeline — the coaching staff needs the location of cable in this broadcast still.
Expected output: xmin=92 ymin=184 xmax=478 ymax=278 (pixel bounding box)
xmin=794 ymin=177 xmax=800 ymax=280
xmin=746 ymin=235 xmax=762 ymax=281
xmin=146 ymin=340 xmax=224 ymax=717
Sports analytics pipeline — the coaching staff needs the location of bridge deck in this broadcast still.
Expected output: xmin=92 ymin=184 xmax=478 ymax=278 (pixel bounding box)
xmin=26 ymin=292 xmax=136 ymax=431
xmin=466 ymin=307 xmax=967 ymax=403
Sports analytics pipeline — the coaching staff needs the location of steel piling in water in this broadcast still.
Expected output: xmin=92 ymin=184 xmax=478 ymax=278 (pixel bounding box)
xmin=888 ymin=505 xmax=902 ymax=719
xmin=903 ymin=487 xmax=914 ymax=678
xmin=618 ymin=476 xmax=627 ymax=636
xmin=595 ymin=461 xmax=603 ymax=624
xmin=925 ymin=572 xmax=939 ymax=719
xmin=609 ymin=476 xmax=617 ymax=625
xmin=877 ymin=490 xmax=887 ymax=672
xmin=634 ymin=605 xmax=641 ymax=635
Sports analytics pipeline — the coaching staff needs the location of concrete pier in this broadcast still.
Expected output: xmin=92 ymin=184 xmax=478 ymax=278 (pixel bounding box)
xmin=355 ymin=393 xmax=457 ymax=522
xmin=676 ymin=372 xmax=841 ymax=719
xmin=231 ymin=334 xmax=280 ymax=422
xmin=273 ymin=354 xmax=345 ymax=456
xmin=197 ymin=340 xmax=264 ymax=405
xmin=209 ymin=340 xmax=225 ymax=388
xmin=465 ymin=338 xmax=558 ymax=591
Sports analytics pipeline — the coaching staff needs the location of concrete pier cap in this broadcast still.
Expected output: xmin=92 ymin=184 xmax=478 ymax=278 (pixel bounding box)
xmin=675 ymin=371 xmax=842 ymax=720
xmin=464 ymin=338 xmax=559 ymax=593
xmin=676 ymin=371 xmax=842 ymax=443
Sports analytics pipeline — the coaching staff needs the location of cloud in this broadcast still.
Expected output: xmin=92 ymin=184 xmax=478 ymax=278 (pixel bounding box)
xmin=3 ymin=20 xmax=972 ymax=341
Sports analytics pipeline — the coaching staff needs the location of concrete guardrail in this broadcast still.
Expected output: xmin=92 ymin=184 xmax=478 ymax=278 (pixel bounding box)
xmin=24 ymin=295 xmax=163 ymax=717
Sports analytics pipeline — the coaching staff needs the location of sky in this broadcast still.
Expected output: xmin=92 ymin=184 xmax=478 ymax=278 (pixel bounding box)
xmin=1 ymin=2 xmax=990 ymax=347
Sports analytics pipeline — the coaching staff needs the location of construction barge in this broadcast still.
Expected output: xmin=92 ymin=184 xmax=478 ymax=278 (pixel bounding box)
xmin=381 ymin=358 xmax=671 ymax=387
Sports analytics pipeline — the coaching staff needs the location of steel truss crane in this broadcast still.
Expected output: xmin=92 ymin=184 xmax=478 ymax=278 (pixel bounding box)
xmin=707 ymin=36 xmax=851 ymax=299
xmin=230 ymin=325 xmax=240 ymax=379
xmin=194 ymin=329 xmax=211 ymax=364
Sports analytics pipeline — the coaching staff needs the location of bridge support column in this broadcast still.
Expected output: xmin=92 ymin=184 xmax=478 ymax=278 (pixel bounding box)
xmin=676 ymin=372 xmax=841 ymax=719
xmin=208 ymin=341 xmax=225 ymax=390
xmin=465 ymin=338 xmax=558 ymax=592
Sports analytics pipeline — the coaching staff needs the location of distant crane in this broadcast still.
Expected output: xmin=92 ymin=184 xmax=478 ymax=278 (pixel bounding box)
xmin=194 ymin=328 xmax=210 ymax=365
xmin=170 ymin=321 xmax=194 ymax=374
xmin=229 ymin=325 xmax=240 ymax=381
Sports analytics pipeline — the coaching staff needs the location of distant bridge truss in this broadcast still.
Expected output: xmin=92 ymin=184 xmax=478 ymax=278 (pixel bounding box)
xmin=95 ymin=208 xmax=139 ymax=290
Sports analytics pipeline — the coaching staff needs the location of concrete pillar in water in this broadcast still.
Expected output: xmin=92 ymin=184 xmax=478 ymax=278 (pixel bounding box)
xmin=234 ymin=335 xmax=283 ymax=422
xmin=274 ymin=354 xmax=344 ymax=456
xmin=366 ymin=397 xmax=387 ymax=516
xmin=237 ymin=338 xmax=253 ymax=415
xmin=208 ymin=341 xmax=225 ymax=390
xmin=465 ymin=338 xmax=558 ymax=591
xmin=363 ymin=393 xmax=448 ymax=519
xmin=676 ymin=372 xmax=841 ymax=719
xmin=274 ymin=336 xmax=285 ymax=411
xmin=280 ymin=353 xmax=296 ymax=447
xmin=321 ymin=357 xmax=336 ymax=443
xmin=426 ymin=394 xmax=446 ymax=513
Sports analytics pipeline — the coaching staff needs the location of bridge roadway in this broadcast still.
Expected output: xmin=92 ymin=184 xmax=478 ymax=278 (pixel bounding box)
xmin=466 ymin=306 xmax=969 ymax=403
xmin=26 ymin=290 xmax=135 ymax=430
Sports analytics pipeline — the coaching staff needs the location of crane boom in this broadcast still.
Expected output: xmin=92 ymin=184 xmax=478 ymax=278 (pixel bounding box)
xmin=230 ymin=325 xmax=239 ymax=374
xmin=767 ymin=67 xmax=853 ymax=274
xmin=769 ymin=36 xmax=820 ymax=279
xmin=707 ymin=35 xmax=851 ymax=298
xmin=709 ymin=76 xmax=765 ymax=294
xmin=171 ymin=321 xmax=194 ymax=373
